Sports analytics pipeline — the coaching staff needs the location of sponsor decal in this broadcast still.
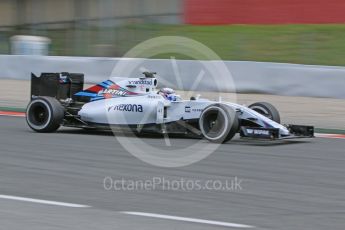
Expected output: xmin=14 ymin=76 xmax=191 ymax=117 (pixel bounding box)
xmin=128 ymin=80 xmax=152 ymax=85
xmin=148 ymin=95 xmax=161 ymax=99
xmin=98 ymin=89 xmax=128 ymax=96
xmin=246 ymin=129 xmax=270 ymax=136
xmin=108 ymin=104 xmax=143 ymax=113
xmin=185 ymin=106 xmax=203 ymax=113
xmin=185 ymin=106 xmax=191 ymax=113
xmin=192 ymin=108 xmax=203 ymax=112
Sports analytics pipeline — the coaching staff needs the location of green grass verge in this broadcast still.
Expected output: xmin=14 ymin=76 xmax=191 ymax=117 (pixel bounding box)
xmin=315 ymin=128 xmax=345 ymax=135
xmin=146 ymin=24 xmax=345 ymax=66
xmin=0 ymin=107 xmax=26 ymax=112
xmin=2 ymin=24 xmax=345 ymax=66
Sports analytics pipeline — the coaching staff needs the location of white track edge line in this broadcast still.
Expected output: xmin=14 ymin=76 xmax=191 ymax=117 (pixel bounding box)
xmin=0 ymin=195 xmax=90 ymax=208
xmin=120 ymin=211 xmax=254 ymax=228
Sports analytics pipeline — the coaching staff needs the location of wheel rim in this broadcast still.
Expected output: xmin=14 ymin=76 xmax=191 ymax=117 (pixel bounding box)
xmin=202 ymin=109 xmax=227 ymax=139
xmin=27 ymin=100 xmax=51 ymax=129
xmin=28 ymin=103 xmax=48 ymax=126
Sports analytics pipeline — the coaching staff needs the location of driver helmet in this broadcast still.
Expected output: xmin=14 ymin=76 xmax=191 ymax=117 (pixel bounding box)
xmin=158 ymin=88 xmax=177 ymax=101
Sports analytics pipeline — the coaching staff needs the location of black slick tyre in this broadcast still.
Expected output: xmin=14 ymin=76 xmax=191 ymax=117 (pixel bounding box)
xmin=26 ymin=96 xmax=64 ymax=132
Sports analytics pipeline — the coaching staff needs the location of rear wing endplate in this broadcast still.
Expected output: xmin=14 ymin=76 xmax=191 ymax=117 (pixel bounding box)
xmin=31 ymin=72 xmax=84 ymax=100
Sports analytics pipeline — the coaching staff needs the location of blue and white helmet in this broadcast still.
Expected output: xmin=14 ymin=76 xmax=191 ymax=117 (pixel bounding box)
xmin=158 ymin=88 xmax=177 ymax=101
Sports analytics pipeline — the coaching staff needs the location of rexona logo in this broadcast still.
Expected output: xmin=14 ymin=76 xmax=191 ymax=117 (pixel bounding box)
xmin=108 ymin=104 xmax=143 ymax=113
xmin=128 ymin=80 xmax=152 ymax=85
xmin=99 ymin=89 xmax=128 ymax=96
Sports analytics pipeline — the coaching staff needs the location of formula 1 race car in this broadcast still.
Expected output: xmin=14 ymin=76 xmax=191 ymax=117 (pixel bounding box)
xmin=26 ymin=72 xmax=314 ymax=143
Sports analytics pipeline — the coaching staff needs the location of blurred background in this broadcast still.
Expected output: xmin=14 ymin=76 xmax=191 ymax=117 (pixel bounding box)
xmin=1 ymin=0 xmax=345 ymax=65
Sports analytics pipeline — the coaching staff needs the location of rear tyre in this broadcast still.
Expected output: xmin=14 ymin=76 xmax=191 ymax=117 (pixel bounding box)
xmin=26 ymin=96 xmax=64 ymax=132
xmin=199 ymin=104 xmax=239 ymax=143
xmin=248 ymin=102 xmax=280 ymax=123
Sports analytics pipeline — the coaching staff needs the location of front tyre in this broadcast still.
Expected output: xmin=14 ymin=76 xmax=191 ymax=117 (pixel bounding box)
xmin=26 ymin=96 xmax=64 ymax=132
xmin=199 ymin=104 xmax=239 ymax=143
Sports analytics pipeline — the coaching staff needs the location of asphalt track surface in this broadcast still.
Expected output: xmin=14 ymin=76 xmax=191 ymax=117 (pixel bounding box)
xmin=1 ymin=116 xmax=345 ymax=230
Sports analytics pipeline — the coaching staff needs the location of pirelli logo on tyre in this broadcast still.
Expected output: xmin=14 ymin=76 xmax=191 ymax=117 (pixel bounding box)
xmin=108 ymin=104 xmax=143 ymax=113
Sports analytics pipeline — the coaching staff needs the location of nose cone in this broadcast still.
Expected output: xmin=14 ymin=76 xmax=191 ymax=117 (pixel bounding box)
xmin=280 ymin=126 xmax=290 ymax=136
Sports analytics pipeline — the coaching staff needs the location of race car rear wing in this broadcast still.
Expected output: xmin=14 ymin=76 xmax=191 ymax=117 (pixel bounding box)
xmin=30 ymin=72 xmax=84 ymax=100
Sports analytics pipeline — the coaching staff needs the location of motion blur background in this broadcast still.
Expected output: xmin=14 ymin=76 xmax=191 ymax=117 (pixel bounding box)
xmin=2 ymin=0 xmax=345 ymax=65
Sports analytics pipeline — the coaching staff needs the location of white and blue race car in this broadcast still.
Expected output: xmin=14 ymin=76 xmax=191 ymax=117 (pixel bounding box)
xmin=26 ymin=72 xmax=314 ymax=143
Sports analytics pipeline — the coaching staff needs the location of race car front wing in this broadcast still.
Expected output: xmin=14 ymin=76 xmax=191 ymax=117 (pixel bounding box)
xmin=240 ymin=125 xmax=314 ymax=140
